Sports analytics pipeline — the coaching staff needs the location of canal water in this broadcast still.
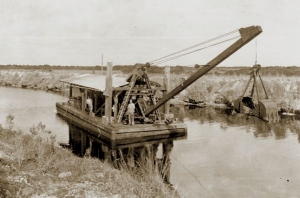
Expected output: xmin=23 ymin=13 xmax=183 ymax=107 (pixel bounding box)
xmin=1 ymin=86 xmax=300 ymax=198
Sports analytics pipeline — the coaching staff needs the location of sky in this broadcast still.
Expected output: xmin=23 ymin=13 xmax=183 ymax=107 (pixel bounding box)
xmin=0 ymin=0 xmax=299 ymax=67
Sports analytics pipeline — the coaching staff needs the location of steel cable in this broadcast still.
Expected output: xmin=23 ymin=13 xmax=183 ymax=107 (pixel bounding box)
xmin=152 ymin=35 xmax=240 ymax=65
xmin=149 ymin=29 xmax=239 ymax=65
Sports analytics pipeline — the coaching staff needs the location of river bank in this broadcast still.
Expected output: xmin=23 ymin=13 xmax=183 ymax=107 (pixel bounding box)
xmin=0 ymin=114 xmax=178 ymax=198
xmin=0 ymin=70 xmax=70 ymax=92
xmin=1 ymin=85 xmax=300 ymax=197
xmin=1 ymin=70 xmax=300 ymax=113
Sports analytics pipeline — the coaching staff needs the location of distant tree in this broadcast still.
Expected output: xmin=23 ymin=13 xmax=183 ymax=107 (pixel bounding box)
xmin=194 ymin=64 xmax=200 ymax=68
xmin=172 ymin=66 xmax=185 ymax=74
xmin=147 ymin=66 xmax=163 ymax=73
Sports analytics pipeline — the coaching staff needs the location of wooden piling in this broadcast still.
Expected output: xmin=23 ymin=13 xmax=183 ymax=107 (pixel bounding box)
xmin=164 ymin=66 xmax=170 ymax=116
xmin=152 ymin=144 xmax=159 ymax=160
xmin=80 ymin=131 xmax=87 ymax=157
xmin=113 ymin=95 xmax=118 ymax=121
xmin=85 ymin=139 xmax=92 ymax=157
xmin=127 ymin=147 xmax=135 ymax=168
xmin=162 ymin=140 xmax=173 ymax=183
xmin=104 ymin=62 xmax=113 ymax=124
xmin=69 ymin=85 xmax=72 ymax=97
xmin=111 ymin=150 xmax=117 ymax=163
xmin=81 ymin=90 xmax=86 ymax=113
xmin=93 ymin=92 xmax=98 ymax=115
xmin=102 ymin=145 xmax=110 ymax=162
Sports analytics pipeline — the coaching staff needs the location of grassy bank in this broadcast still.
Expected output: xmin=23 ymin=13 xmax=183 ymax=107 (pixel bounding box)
xmin=0 ymin=115 xmax=179 ymax=198
xmin=0 ymin=70 xmax=72 ymax=92
xmin=163 ymin=74 xmax=300 ymax=112
xmin=1 ymin=69 xmax=300 ymax=112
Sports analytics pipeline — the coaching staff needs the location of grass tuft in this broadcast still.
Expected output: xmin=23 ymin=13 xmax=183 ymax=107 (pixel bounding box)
xmin=0 ymin=115 xmax=180 ymax=198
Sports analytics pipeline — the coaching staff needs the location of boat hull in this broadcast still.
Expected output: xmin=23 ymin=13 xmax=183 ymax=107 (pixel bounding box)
xmin=56 ymin=102 xmax=187 ymax=146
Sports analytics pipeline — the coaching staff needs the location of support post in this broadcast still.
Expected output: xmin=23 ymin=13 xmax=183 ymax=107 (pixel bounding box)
xmin=152 ymin=144 xmax=159 ymax=160
xmin=94 ymin=92 xmax=98 ymax=114
xmin=80 ymin=131 xmax=86 ymax=157
xmin=69 ymin=85 xmax=72 ymax=97
xmin=102 ymin=145 xmax=110 ymax=162
xmin=85 ymin=139 xmax=92 ymax=157
xmin=162 ymin=140 xmax=174 ymax=183
xmin=127 ymin=147 xmax=135 ymax=168
xmin=111 ymin=150 xmax=117 ymax=166
xmin=104 ymin=62 xmax=113 ymax=124
xmin=81 ymin=89 xmax=86 ymax=113
xmin=164 ymin=66 xmax=170 ymax=119
xmin=113 ymin=95 xmax=118 ymax=121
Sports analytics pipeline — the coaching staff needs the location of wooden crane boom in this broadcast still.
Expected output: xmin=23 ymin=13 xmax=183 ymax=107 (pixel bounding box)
xmin=144 ymin=25 xmax=262 ymax=116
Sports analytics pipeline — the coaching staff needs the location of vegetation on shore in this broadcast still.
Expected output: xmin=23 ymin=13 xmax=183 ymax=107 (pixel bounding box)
xmin=0 ymin=70 xmax=70 ymax=92
xmin=1 ymin=66 xmax=300 ymax=112
xmin=0 ymin=114 xmax=179 ymax=198
xmin=153 ymin=74 xmax=300 ymax=113
xmin=2 ymin=64 xmax=300 ymax=76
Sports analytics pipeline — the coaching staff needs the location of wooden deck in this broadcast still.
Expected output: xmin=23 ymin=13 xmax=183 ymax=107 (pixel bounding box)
xmin=56 ymin=102 xmax=187 ymax=145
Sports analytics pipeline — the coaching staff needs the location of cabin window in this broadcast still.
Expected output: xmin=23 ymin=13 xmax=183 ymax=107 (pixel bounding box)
xmin=72 ymin=87 xmax=81 ymax=97
xmin=67 ymin=86 xmax=83 ymax=110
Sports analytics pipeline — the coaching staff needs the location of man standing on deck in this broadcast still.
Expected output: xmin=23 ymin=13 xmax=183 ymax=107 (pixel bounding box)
xmin=86 ymin=96 xmax=93 ymax=116
xmin=127 ymin=99 xmax=135 ymax=125
xmin=165 ymin=110 xmax=174 ymax=125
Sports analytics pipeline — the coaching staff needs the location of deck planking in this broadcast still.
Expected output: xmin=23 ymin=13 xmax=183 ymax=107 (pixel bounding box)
xmin=56 ymin=102 xmax=187 ymax=145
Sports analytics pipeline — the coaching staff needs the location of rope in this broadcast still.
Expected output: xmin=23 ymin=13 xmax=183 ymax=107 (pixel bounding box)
xmin=153 ymin=36 xmax=240 ymax=65
xmin=172 ymin=154 xmax=214 ymax=197
xmin=149 ymin=29 xmax=239 ymax=65
xmin=255 ymin=38 xmax=258 ymax=64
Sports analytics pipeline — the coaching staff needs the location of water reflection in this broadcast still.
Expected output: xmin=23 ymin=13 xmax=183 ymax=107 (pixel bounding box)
xmin=3 ymin=86 xmax=300 ymax=197
xmin=169 ymin=106 xmax=300 ymax=197
xmin=64 ymin=121 xmax=187 ymax=184
xmin=176 ymin=105 xmax=300 ymax=142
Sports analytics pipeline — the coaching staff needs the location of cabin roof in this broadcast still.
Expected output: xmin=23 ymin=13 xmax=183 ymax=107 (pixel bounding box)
xmin=60 ymin=74 xmax=128 ymax=91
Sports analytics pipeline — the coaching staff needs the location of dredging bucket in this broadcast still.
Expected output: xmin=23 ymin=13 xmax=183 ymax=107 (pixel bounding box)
xmin=233 ymin=97 xmax=279 ymax=122
xmin=256 ymin=100 xmax=279 ymax=122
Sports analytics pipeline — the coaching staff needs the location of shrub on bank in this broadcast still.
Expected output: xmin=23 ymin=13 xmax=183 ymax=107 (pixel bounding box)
xmin=168 ymin=74 xmax=300 ymax=111
xmin=1 ymin=70 xmax=300 ymax=111
xmin=0 ymin=71 xmax=71 ymax=91
xmin=0 ymin=115 xmax=179 ymax=198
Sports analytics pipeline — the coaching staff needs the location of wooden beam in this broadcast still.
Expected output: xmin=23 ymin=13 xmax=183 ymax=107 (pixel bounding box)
xmin=69 ymin=84 xmax=72 ymax=97
xmin=144 ymin=26 xmax=262 ymax=115
xmin=127 ymin=147 xmax=135 ymax=168
xmin=113 ymin=96 xmax=118 ymax=121
xmin=104 ymin=62 xmax=113 ymax=124
xmin=113 ymin=87 xmax=166 ymax=91
xmin=162 ymin=140 xmax=173 ymax=183
xmin=102 ymin=145 xmax=110 ymax=162
xmin=81 ymin=89 xmax=87 ymax=113
xmin=164 ymin=66 xmax=170 ymax=116
xmin=81 ymin=131 xmax=86 ymax=157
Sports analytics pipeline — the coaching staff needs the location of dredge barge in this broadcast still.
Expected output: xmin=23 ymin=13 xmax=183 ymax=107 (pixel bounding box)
xmin=56 ymin=25 xmax=268 ymax=146
xmin=56 ymin=66 xmax=187 ymax=145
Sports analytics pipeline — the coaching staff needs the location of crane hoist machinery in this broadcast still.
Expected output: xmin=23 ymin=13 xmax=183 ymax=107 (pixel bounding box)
xmin=116 ymin=26 xmax=272 ymax=124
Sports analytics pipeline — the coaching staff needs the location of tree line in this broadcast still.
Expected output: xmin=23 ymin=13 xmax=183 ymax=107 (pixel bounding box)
xmin=1 ymin=64 xmax=300 ymax=76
